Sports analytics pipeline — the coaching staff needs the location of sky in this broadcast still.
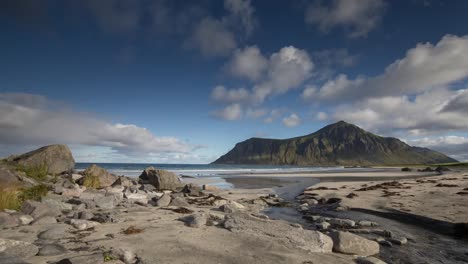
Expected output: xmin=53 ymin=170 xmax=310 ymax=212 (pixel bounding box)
xmin=1 ymin=0 xmax=468 ymax=163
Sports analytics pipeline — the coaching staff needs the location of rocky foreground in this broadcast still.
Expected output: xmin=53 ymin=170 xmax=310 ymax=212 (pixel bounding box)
xmin=2 ymin=145 xmax=466 ymax=263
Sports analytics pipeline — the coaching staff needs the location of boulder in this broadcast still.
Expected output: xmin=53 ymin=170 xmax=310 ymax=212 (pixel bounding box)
xmin=169 ymin=197 xmax=190 ymax=207
xmin=38 ymin=225 xmax=72 ymax=240
xmin=21 ymin=200 xmax=60 ymax=220
xmin=0 ymin=238 xmax=39 ymax=258
xmin=38 ymin=244 xmax=68 ymax=256
xmin=82 ymin=164 xmax=117 ymax=188
xmin=220 ymin=201 xmax=245 ymax=213
xmin=156 ymin=193 xmax=172 ymax=207
xmin=70 ymin=219 xmax=100 ymax=230
xmin=0 ymin=212 xmax=19 ymax=228
xmin=224 ymin=212 xmax=333 ymax=253
xmin=125 ymin=192 xmax=149 ymax=205
xmin=182 ymin=184 xmax=202 ymax=196
xmin=32 ymin=216 xmax=57 ymax=225
xmin=17 ymin=214 xmax=34 ymax=225
xmin=112 ymin=176 xmax=134 ymax=188
xmin=330 ymin=231 xmax=380 ymax=256
xmin=181 ymin=213 xmax=207 ymax=228
xmin=329 ymin=218 xmax=356 ymax=228
xmin=139 ymin=167 xmax=182 ymax=191
xmin=12 ymin=144 xmax=75 ymax=174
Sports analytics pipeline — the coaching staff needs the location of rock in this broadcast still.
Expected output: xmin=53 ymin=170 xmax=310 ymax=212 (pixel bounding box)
xmin=70 ymin=219 xmax=100 ymax=230
xmin=112 ymin=176 xmax=134 ymax=188
xmin=220 ymin=201 xmax=245 ymax=213
xmin=329 ymin=218 xmax=356 ymax=228
xmin=139 ymin=167 xmax=182 ymax=191
xmin=358 ymin=220 xmax=379 ymax=227
xmin=17 ymin=214 xmax=34 ymax=225
xmin=156 ymin=193 xmax=172 ymax=207
xmin=329 ymin=231 xmax=380 ymax=256
xmin=203 ymin=184 xmax=220 ymax=192
xmin=304 ymin=198 xmax=318 ymax=205
xmin=316 ymin=221 xmax=330 ymax=230
xmin=181 ymin=213 xmax=207 ymax=228
xmin=0 ymin=212 xmax=19 ymax=228
xmin=378 ymin=240 xmax=393 ymax=247
xmin=76 ymin=211 xmax=94 ymax=220
xmin=32 ymin=216 xmax=57 ymax=225
xmin=0 ymin=238 xmax=39 ymax=258
xmin=12 ymin=144 xmax=75 ymax=174
xmin=139 ymin=184 xmax=156 ymax=192
xmin=82 ymin=164 xmax=117 ymax=188
xmin=91 ymin=212 xmax=120 ymax=223
xmin=38 ymin=225 xmax=71 ymax=240
xmin=182 ymin=183 xmax=203 ymax=196
xmin=94 ymin=196 xmax=115 ymax=209
xmin=388 ymin=236 xmax=407 ymax=245
xmin=110 ymin=248 xmax=137 ymax=264
xmin=38 ymin=244 xmax=68 ymax=256
xmin=125 ymin=192 xmax=149 ymax=205
xmin=71 ymin=174 xmax=83 ymax=181
xmin=21 ymin=200 xmax=60 ymax=220
xmin=169 ymin=197 xmax=189 ymax=207
xmin=56 ymin=253 xmax=104 ymax=264
xmin=356 ymin=256 xmax=387 ymax=264
xmin=42 ymin=199 xmax=73 ymax=211
xmin=224 ymin=212 xmax=333 ymax=253
xmin=212 ymin=199 xmax=228 ymax=207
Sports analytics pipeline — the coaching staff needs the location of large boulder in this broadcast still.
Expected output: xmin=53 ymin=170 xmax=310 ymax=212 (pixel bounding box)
xmin=224 ymin=212 xmax=333 ymax=253
xmin=139 ymin=167 xmax=182 ymax=191
xmin=12 ymin=144 xmax=75 ymax=174
xmin=0 ymin=238 xmax=39 ymax=258
xmin=81 ymin=164 xmax=117 ymax=188
xmin=330 ymin=231 xmax=380 ymax=256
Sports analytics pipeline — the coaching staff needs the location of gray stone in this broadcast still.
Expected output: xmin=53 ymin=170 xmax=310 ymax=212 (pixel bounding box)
xmin=358 ymin=220 xmax=379 ymax=227
xmin=17 ymin=214 xmax=34 ymax=225
xmin=32 ymin=216 xmax=57 ymax=225
xmin=38 ymin=225 xmax=71 ymax=240
xmin=38 ymin=244 xmax=68 ymax=256
xmin=156 ymin=193 xmax=172 ymax=207
xmin=0 ymin=238 xmax=39 ymax=258
xmin=220 ymin=201 xmax=245 ymax=213
xmin=388 ymin=236 xmax=407 ymax=245
xmin=169 ymin=197 xmax=189 ymax=207
xmin=77 ymin=211 xmax=94 ymax=220
xmin=181 ymin=183 xmax=203 ymax=196
xmin=91 ymin=212 xmax=120 ymax=223
xmin=316 ymin=221 xmax=330 ymax=230
xmin=69 ymin=219 xmax=100 ymax=230
xmin=356 ymin=256 xmax=387 ymax=264
xmin=21 ymin=200 xmax=60 ymax=220
xmin=182 ymin=213 xmax=207 ymax=228
xmin=140 ymin=184 xmax=156 ymax=192
xmin=224 ymin=212 xmax=333 ymax=253
xmin=0 ymin=256 xmax=31 ymax=264
xmin=56 ymin=253 xmax=104 ymax=264
xmin=94 ymin=196 xmax=115 ymax=209
xmin=42 ymin=199 xmax=73 ymax=211
xmin=112 ymin=176 xmax=134 ymax=188
xmin=139 ymin=167 xmax=182 ymax=191
xmin=12 ymin=144 xmax=75 ymax=174
xmin=329 ymin=231 xmax=380 ymax=256
xmin=125 ymin=192 xmax=149 ymax=205
xmin=329 ymin=218 xmax=356 ymax=228
xmin=81 ymin=164 xmax=117 ymax=188
xmin=0 ymin=212 xmax=19 ymax=228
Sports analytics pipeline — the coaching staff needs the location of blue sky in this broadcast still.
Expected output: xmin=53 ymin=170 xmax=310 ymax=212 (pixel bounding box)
xmin=1 ymin=0 xmax=468 ymax=163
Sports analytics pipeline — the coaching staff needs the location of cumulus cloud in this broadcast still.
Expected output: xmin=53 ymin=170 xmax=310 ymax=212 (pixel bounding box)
xmin=409 ymin=136 xmax=468 ymax=161
xmin=187 ymin=0 xmax=257 ymax=57
xmin=0 ymin=93 xmax=199 ymax=158
xmin=316 ymin=112 xmax=328 ymax=121
xmin=215 ymin=45 xmax=313 ymax=107
xmin=305 ymin=0 xmax=387 ymax=38
xmin=226 ymin=46 xmax=268 ymax=81
xmin=309 ymin=35 xmax=468 ymax=102
xmin=211 ymin=85 xmax=251 ymax=104
xmin=282 ymin=113 xmax=301 ymax=127
xmin=212 ymin=103 xmax=243 ymax=121
xmin=330 ymin=88 xmax=468 ymax=135
xmin=83 ymin=0 xmax=141 ymax=33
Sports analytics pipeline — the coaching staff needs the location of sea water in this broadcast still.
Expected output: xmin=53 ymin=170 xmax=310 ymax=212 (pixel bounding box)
xmin=74 ymin=163 xmax=347 ymax=188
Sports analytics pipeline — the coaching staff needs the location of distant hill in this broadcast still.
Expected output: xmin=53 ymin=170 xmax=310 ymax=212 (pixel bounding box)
xmin=212 ymin=121 xmax=458 ymax=166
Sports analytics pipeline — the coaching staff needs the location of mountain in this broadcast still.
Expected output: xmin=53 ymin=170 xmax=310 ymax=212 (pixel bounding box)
xmin=212 ymin=121 xmax=457 ymax=166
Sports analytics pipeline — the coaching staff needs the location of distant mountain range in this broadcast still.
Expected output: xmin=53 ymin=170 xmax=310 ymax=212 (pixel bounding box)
xmin=212 ymin=121 xmax=457 ymax=166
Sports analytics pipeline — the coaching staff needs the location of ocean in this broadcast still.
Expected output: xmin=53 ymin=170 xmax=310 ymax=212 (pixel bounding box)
xmin=74 ymin=163 xmax=347 ymax=188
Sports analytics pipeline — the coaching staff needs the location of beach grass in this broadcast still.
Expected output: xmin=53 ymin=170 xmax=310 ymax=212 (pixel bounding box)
xmin=0 ymin=184 xmax=21 ymax=210
xmin=17 ymin=162 xmax=49 ymax=181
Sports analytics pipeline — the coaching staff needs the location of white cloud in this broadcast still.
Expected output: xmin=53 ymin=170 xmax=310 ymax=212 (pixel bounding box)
xmin=305 ymin=0 xmax=387 ymax=38
xmin=409 ymin=136 xmax=468 ymax=161
xmin=0 ymin=93 xmax=199 ymax=158
xmin=226 ymin=46 xmax=268 ymax=81
xmin=282 ymin=113 xmax=301 ymax=127
xmin=223 ymin=0 xmax=257 ymax=37
xmin=246 ymin=108 xmax=267 ymax=119
xmin=189 ymin=17 xmax=237 ymax=57
xmin=211 ymin=85 xmax=251 ymax=104
xmin=212 ymin=103 xmax=243 ymax=121
xmin=331 ymin=88 xmax=468 ymax=135
xmin=312 ymin=35 xmax=468 ymax=102
xmin=316 ymin=112 xmax=328 ymax=121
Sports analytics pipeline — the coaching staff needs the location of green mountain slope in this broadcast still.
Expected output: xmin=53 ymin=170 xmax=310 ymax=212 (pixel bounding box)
xmin=212 ymin=121 xmax=457 ymax=166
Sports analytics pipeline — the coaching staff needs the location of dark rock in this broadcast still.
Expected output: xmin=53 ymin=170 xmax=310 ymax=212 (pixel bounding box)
xmin=180 ymin=213 xmax=206 ymax=228
xmin=401 ymin=167 xmax=412 ymax=172
xmin=0 ymin=212 xmax=19 ymax=228
xmin=139 ymin=167 xmax=182 ymax=191
xmin=13 ymin=144 xmax=75 ymax=174
xmin=38 ymin=244 xmax=68 ymax=256
xmin=326 ymin=197 xmax=342 ymax=204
